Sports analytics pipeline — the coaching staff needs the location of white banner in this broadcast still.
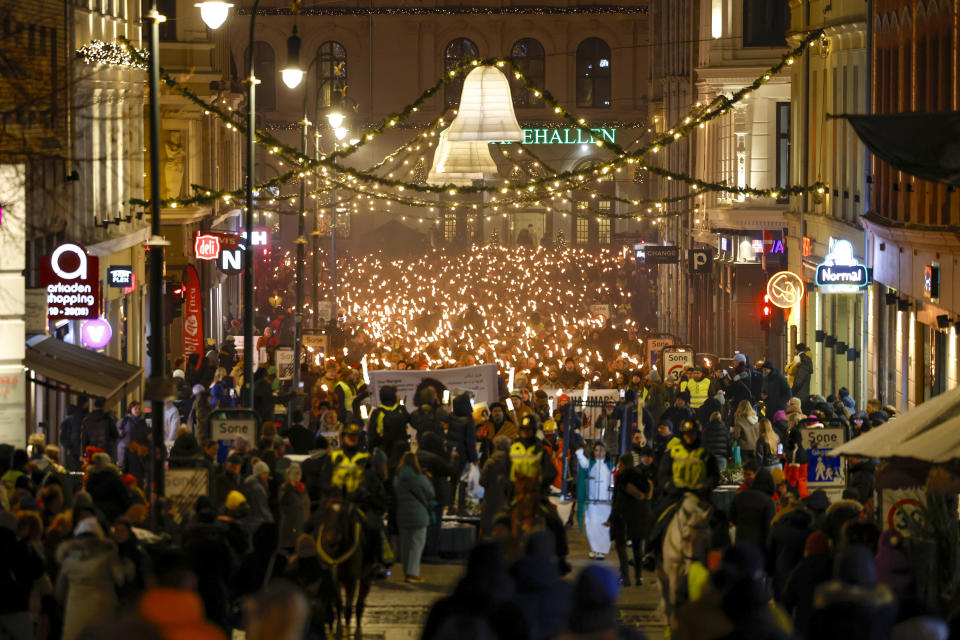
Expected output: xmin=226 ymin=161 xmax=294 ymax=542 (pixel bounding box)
xmin=550 ymin=388 xmax=621 ymax=445
xmin=368 ymin=363 xmax=500 ymax=408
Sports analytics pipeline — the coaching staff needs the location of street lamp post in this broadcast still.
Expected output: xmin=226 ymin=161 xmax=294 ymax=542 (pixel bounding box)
xmin=198 ymin=0 xmax=260 ymax=409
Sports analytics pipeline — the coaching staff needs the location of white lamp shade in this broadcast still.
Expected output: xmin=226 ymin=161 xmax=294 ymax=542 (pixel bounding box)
xmin=195 ymin=1 xmax=232 ymax=29
xmin=281 ymin=67 xmax=303 ymax=89
xmin=326 ymin=112 xmax=345 ymax=128
xmin=445 ymin=66 xmax=523 ymax=143
xmin=427 ymin=133 xmax=498 ymax=186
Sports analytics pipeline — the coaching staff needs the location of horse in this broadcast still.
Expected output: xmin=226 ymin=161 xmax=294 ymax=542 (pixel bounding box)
xmin=658 ymin=492 xmax=713 ymax=625
xmin=316 ymin=497 xmax=376 ymax=639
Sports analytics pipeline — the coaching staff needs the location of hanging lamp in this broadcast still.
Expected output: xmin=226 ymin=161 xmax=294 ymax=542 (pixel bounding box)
xmin=445 ymin=66 xmax=523 ymax=143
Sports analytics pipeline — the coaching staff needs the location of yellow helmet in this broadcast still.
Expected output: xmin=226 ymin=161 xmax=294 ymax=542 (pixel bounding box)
xmin=542 ymin=419 xmax=557 ymax=433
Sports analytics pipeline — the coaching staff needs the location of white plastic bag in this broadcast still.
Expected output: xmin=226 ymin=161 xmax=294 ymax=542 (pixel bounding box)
xmin=464 ymin=462 xmax=483 ymax=500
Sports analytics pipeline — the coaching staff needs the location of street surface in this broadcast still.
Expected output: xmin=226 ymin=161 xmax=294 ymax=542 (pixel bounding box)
xmin=361 ymin=527 xmax=665 ymax=640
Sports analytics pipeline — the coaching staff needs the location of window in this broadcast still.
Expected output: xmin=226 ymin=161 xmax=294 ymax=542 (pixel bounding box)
xmin=775 ymin=102 xmax=790 ymax=203
xmin=444 ymin=216 xmax=457 ymax=241
xmin=576 ymin=38 xmax=611 ymax=107
xmin=575 ymin=216 xmax=590 ymax=244
xmin=156 ymin=0 xmax=176 ymax=41
xmin=317 ymin=41 xmax=347 ymax=108
xmin=597 ymin=217 xmax=611 ymax=244
xmin=743 ymin=0 xmax=788 ymax=47
xmin=510 ymin=38 xmax=545 ymax=107
xmin=444 ymin=38 xmax=479 ymax=108
xmin=245 ymin=42 xmax=276 ymax=111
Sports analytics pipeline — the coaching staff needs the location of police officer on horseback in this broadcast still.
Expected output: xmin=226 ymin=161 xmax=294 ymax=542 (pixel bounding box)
xmin=317 ymin=421 xmax=392 ymax=576
xmin=505 ymin=414 xmax=571 ymax=574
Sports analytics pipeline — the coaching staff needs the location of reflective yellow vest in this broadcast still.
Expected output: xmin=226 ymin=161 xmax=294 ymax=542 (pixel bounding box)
xmin=336 ymin=380 xmax=356 ymax=412
xmin=375 ymin=404 xmax=400 ymax=436
xmin=510 ymin=442 xmax=543 ymax=482
xmin=681 ymin=378 xmax=711 ymax=408
xmin=666 ymin=437 xmax=708 ymax=490
xmin=330 ymin=449 xmax=369 ymax=494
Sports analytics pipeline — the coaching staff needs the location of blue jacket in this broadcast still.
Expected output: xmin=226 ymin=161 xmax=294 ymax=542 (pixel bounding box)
xmin=393 ymin=465 xmax=435 ymax=530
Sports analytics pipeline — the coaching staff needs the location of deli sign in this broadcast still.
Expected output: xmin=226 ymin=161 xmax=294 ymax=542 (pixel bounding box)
xmin=40 ymin=244 xmax=100 ymax=320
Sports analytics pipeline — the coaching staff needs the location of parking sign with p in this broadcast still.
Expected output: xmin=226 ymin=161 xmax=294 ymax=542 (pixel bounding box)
xmin=689 ymin=249 xmax=712 ymax=273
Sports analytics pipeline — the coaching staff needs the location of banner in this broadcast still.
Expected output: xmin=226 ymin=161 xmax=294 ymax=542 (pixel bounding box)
xmin=550 ymin=388 xmax=621 ymax=444
xmin=368 ymin=363 xmax=499 ymax=408
xmin=182 ymin=266 xmax=204 ymax=359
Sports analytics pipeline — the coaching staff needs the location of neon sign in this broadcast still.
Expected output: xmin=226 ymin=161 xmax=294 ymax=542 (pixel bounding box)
xmin=39 ymin=243 xmax=100 ymax=320
xmin=80 ymin=317 xmax=113 ymax=349
xmin=815 ymin=239 xmax=869 ymax=293
xmin=194 ymin=234 xmax=220 ymax=261
xmin=522 ymin=127 xmax=616 ymax=145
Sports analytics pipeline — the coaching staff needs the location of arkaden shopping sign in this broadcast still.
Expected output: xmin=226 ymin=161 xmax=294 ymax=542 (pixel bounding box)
xmin=40 ymin=244 xmax=100 ymax=320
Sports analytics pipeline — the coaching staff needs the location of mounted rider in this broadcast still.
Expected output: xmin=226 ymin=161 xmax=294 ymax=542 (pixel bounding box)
xmin=316 ymin=421 xmax=392 ymax=575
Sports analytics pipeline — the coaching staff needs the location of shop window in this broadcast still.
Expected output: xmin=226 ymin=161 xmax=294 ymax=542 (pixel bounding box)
xmin=244 ymin=41 xmax=276 ymax=111
xmin=576 ymin=38 xmax=611 ymax=108
xmin=743 ymin=0 xmax=788 ymax=47
xmin=444 ymin=38 xmax=479 ymax=108
xmin=510 ymin=38 xmax=545 ymax=107
xmin=775 ymin=102 xmax=790 ymax=203
xmin=317 ymin=41 xmax=347 ymax=109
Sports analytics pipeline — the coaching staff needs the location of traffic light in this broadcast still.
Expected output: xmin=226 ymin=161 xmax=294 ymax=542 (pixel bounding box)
xmin=164 ymin=283 xmax=185 ymax=320
xmin=760 ymin=294 xmax=772 ymax=330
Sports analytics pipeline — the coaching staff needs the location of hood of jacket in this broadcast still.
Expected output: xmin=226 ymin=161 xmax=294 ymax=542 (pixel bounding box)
xmin=750 ymin=468 xmax=776 ymax=496
xmin=771 ymin=502 xmax=813 ymax=527
xmin=452 ymin=394 xmax=473 ymax=418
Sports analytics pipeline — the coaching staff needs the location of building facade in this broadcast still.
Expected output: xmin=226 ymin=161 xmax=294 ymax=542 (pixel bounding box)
xmin=863 ymin=0 xmax=960 ymax=410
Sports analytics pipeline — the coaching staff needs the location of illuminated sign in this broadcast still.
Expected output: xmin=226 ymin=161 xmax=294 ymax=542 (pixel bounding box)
xmin=39 ymin=243 xmax=100 ymax=320
xmin=815 ymin=239 xmax=869 ymax=293
xmin=688 ymin=249 xmax=712 ymax=273
xmin=194 ymin=234 xmax=220 ymax=261
xmin=801 ymin=236 xmax=812 ymax=257
xmin=220 ymin=249 xmax=243 ymax=275
xmin=924 ymin=265 xmax=940 ymax=299
xmin=641 ymin=245 xmax=680 ymax=264
xmin=766 ymin=271 xmax=805 ymax=308
xmin=107 ymin=266 xmax=133 ymax=288
xmin=521 ymin=127 xmax=616 ymax=145
xmin=763 ymin=230 xmax=784 ymax=254
xmin=80 ymin=317 xmax=113 ymax=349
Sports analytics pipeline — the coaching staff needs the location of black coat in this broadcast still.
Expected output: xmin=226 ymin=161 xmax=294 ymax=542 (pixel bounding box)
xmin=253 ymin=378 xmax=275 ymax=424
xmin=807 ymin=581 xmax=897 ymax=640
xmin=417 ymin=432 xmax=456 ymax=508
xmin=781 ymin=553 xmax=834 ymax=637
xmin=59 ymin=404 xmax=87 ymax=457
xmin=87 ymin=468 xmax=132 ymax=522
xmin=848 ymin=459 xmax=877 ymax=504
xmin=81 ymin=409 xmax=119 ymax=456
xmin=761 ymin=369 xmax=792 ymax=416
xmin=281 ymin=423 xmax=315 ymax=455
xmin=609 ymin=467 xmax=652 ymax=540
xmin=791 ymin=354 xmax=813 ymax=398
xmin=701 ymin=418 xmax=731 ymax=459
xmin=446 ymin=414 xmax=478 ymax=465
xmin=766 ymin=505 xmax=814 ymax=598
xmin=729 ymin=469 xmax=777 ymax=550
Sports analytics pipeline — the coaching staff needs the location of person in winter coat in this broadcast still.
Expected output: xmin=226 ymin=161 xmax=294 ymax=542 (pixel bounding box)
xmin=759 ymin=362 xmax=792 ymax=417
xmin=755 ymin=418 xmax=782 ymax=472
xmin=393 ymin=452 xmax=435 ymax=583
xmin=595 ymin=403 xmax=622 ymax=457
xmin=732 ymin=400 xmax=759 ymax=462
xmin=410 ymin=388 xmax=449 ymax=442
xmin=277 ymin=463 xmax=309 ymax=552
xmin=783 ymin=426 xmax=809 ymax=498
xmin=81 ymin=398 xmax=119 ymax=459
xmin=479 ymin=435 xmax=511 ymax=534
xmin=701 ymin=411 xmax=731 ymax=472
xmin=60 ymin=397 xmax=89 ymax=471
xmin=0 ymin=509 xmax=46 ymax=640
xmin=781 ymin=530 xmax=833 ymax=636
xmin=508 ymin=531 xmax=574 ymax=640
xmin=421 ymin=542 xmax=527 ymax=640
xmin=822 ymin=497 xmax=863 ymax=546
xmin=448 ymin=393 xmax=479 ymax=512
xmin=231 ymin=523 xmax=287 ymax=602
xmin=243 ymin=461 xmax=274 ymax=535
xmin=643 ymin=371 xmax=669 ymax=426
xmin=85 ymin=452 xmax=131 ymax=523
xmin=766 ymin=501 xmax=814 ymax=599
xmin=729 ymin=468 xmax=777 ymax=550
xmin=56 ymin=518 xmax=127 ymax=640
xmin=417 ymin=431 xmax=456 ymax=556
xmin=115 ymin=402 xmax=145 ymax=469
xmin=606 ymin=453 xmax=652 ymax=586
xmin=808 ymin=545 xmax=897 ymax=640
xmin=847 ymin=456 xmax=877 ymax=505
xmin=789 ymin=345 xmax=814 ymax=399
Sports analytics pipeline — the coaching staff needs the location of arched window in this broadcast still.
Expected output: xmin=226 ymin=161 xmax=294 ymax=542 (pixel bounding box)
xmin=510 ymin=38 xmax=545 ymax=107
xmin=444 ymin=38 xmax=479 ymax=108
xmin=317 ymin=41 xmax=347 ymax=108
xmin=576 ymin=38 xmax=611 ymax=108
xmin=245 ymin=41 xmax=276 ymax=111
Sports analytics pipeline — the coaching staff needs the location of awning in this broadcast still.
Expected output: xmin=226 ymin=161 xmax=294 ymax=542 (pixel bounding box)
xmin=25 ymin=337 xmax=143 ymax=409
xmin=831 ymin=112 xmax=960 ymax=186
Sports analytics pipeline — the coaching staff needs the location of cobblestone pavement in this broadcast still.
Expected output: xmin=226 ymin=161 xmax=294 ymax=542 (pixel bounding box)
xmin=355 ymin=527 xmax=666 ymax=640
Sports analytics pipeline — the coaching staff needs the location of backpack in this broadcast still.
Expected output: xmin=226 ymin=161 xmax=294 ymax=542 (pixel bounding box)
xmin=412 ymin=405 xmax=443 ymax=440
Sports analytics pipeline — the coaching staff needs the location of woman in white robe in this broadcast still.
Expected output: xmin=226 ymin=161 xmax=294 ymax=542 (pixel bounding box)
xmin=576 ymin=441 xmax=615 ymax=558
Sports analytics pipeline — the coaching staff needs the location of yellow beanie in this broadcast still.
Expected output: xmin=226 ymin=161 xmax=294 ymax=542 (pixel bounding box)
xmin=225 ymin=490 xmax=247 ymax=511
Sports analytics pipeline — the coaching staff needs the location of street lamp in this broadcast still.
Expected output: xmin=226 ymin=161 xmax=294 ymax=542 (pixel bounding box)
xmin=280 ymin=27 xmax=303 ymax=90
xmin=195 ymin=1 xmax=233 ymax=29
xmin=199 ymin=0 xmax=262 ymax=409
